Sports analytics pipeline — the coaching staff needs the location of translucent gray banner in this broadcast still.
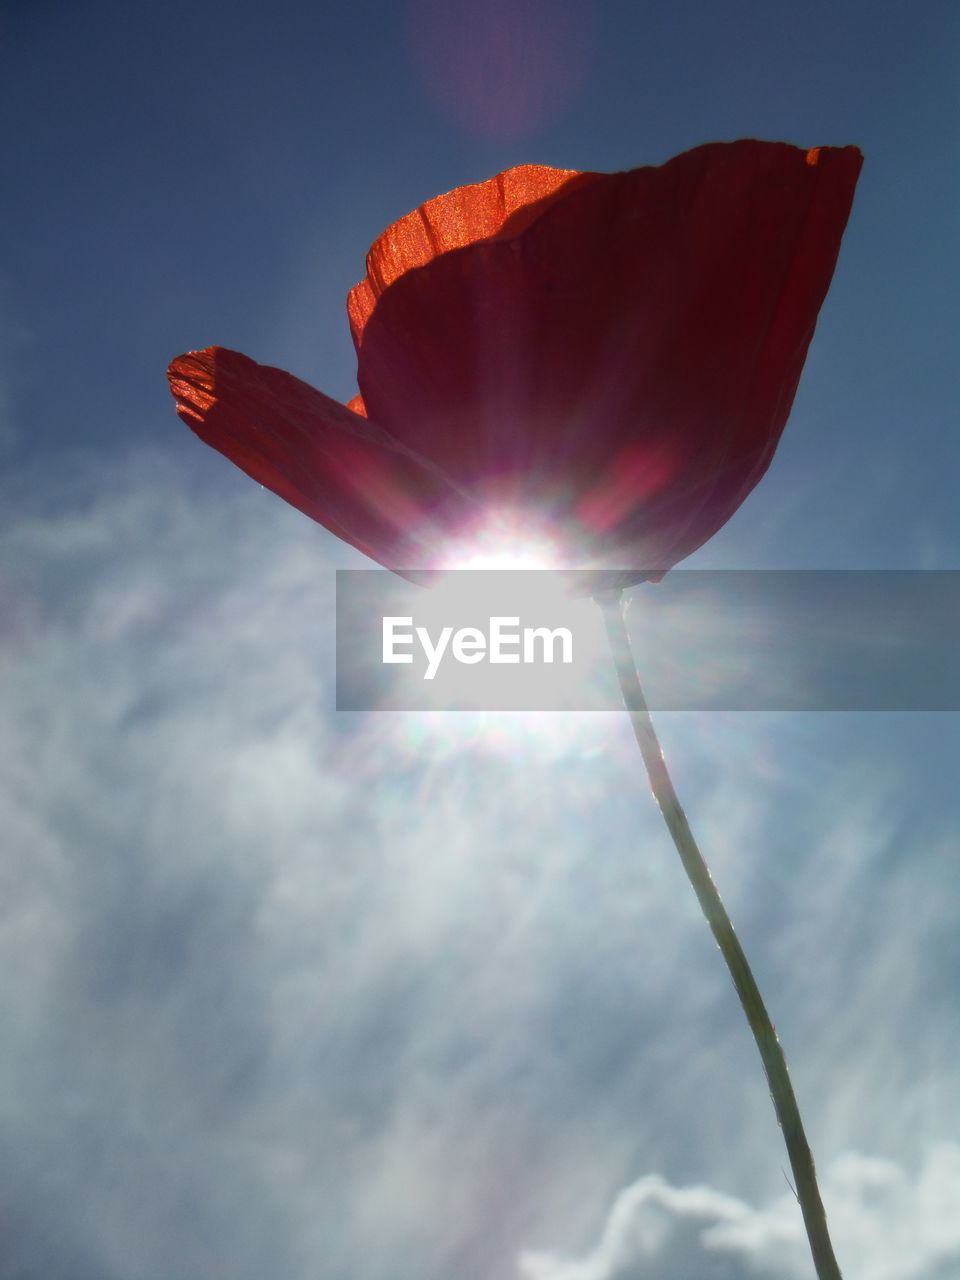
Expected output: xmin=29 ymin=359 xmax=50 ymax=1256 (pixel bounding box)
xmin=335 ymin=571 xmax=960 ymax=711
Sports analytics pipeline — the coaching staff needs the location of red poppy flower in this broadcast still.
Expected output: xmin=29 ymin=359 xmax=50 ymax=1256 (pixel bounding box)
xmin=168 ymin=139 xmax=861 ymax=587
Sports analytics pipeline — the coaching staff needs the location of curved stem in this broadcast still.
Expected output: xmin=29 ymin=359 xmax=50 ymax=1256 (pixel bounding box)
xmin=596 ymin=588 xmax=842 ymax=1280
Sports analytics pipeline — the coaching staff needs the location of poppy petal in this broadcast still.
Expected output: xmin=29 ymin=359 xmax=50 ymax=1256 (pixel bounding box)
xmin=356 ymin=139 xmax=862 ymax=572
xmin=168 ymin=347 xmax=476 ymax=570
xmin=347 ymin=164 xmax=600 ymax=348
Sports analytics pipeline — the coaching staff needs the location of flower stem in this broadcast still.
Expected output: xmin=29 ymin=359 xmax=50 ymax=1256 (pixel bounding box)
xmin=596 ymin=588 xmax=842 ymax=1280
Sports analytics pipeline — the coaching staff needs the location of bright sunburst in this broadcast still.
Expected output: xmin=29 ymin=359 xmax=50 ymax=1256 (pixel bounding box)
xmin=437 ymin=508 xmax=563 ymax=571
xmin=384 ymin=508 xmax=614 ymax=751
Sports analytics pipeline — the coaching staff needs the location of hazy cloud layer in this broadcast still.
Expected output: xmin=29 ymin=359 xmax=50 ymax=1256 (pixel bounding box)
xmin=1 ymin=449 xmax=958 ymax=1279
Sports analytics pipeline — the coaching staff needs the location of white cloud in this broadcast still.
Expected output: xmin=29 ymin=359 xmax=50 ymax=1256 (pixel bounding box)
xmin=519 ymin=1144 xmax=960 ymax=1280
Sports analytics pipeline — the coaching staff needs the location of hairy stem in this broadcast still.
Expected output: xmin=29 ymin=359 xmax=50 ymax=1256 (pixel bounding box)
xmin=596 ymin=588 xmax=841 ymax=1280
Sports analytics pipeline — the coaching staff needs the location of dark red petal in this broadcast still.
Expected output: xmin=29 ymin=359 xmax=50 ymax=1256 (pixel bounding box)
xmin=347 ymin=164 xmax=601 ymax=348
xmin=168 ymin=347 xmax=475 ymax=570
xmin=356 ymin=140 xmax=862 ymax=573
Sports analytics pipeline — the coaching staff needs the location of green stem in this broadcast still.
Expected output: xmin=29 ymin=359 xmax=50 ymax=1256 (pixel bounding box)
xmin=596 ymin=588 xmax=842 ymax=1280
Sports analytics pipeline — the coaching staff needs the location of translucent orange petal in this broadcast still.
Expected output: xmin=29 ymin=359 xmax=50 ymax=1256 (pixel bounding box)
xmin=346 ymin=164 xmax=600 ymax=348
xmin=168 ymin=347 xmax=475 ymax=569
xmin=355 ymin=140 xmax=863 ymax=573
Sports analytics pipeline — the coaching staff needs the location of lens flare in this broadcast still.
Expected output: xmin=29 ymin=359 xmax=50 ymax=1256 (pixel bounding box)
xmin=438 ymin=508 xmax=563 ymax=571
xmin=379 ymin=509 xmax=615 ymax=750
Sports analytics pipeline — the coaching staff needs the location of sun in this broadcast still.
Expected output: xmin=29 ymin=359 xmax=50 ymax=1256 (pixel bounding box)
xmin=437 ymin=507 xmax=563 ymax=571
xmin=346 ymin=506 xmax=618 ymax=748
xmin=379 ymin=507 xmax=609 ymax=724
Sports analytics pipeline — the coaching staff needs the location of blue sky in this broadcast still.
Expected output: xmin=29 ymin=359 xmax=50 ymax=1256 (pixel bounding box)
xmin=1 ymin=1 xmax=958 ymax=1277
